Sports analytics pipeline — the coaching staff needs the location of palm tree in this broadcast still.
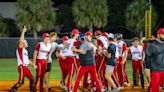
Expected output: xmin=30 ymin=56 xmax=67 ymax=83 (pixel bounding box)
xmin=0 ymin=14 xmax=8 ymax=37
xmin=16 ymin=0 xmax=56 ymax=38
xmin=125 ymin=0 xmax=158 ymax=38
xmin=72 ymin=0 xmax=109 ymax=32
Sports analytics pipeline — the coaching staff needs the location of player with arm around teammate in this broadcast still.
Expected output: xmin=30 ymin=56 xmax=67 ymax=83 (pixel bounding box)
xmin=11 ymin=26 xmax=37 ymax=92
xmin=104 ymin=33 xmax=119 ymax=92
xmin=94 ymin=30 xmax=108 ymax=88
xmin=44 ymin=32 xmax=58 ymax=92
xmin=115 ymin=33 xmax=129 ymax=87
xmin=72 ymin=31 xmax=102 ymax=92
xmin=56 ymin=36 xmax=69 ymax=90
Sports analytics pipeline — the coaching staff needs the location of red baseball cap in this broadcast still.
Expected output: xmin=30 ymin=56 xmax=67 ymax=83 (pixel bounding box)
xmin=62 ymin=36 xmax=69 ymax=41
xmin=102 ymin=32 xmax=108 ymax=37
xmin=71 ymin=29 xmax=80 ymax=35
xmin=149 ymin=35 xmax=155 ymax=40
xmin=85 ymin=31 xmax=93 ymax=36
xmin=42 ymin=33 xmax=49 ymax=39
xmin=94 ymin=30 xmax=102 ymax=35
xmin=157 ymin=28 xmax=164 ymax=34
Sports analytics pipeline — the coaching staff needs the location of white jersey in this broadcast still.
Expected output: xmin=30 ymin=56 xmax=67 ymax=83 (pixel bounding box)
xmin=59 ymin=44 xmax=70 ymax=57
xmin=115 ymin=41 xmax=127 ymax=57
xmin=98 ymin=36 xmax=109 ymax=49
xmin=67 ymin=39 xmax=76 ymax=56
xmin=16 ymin=48 xmax=29 ymax=66
xmin=48 ymin=42 xmax=58 ymax=63
xmin=113 ymin=42 xmax=119 ymax=58
xmin=36 ymin=42 xmax=51 ymax=60
xmin=129 ymin=45 xmax=143 ymax=61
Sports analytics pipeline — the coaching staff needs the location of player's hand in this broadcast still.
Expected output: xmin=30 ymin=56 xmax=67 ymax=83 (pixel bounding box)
xmin=33 ymin=64 xmax=37 ymax=69
xmin=79 ymin=49 xmax=86 ymax=54
xmin=141 ymin=59 xmax=144 ymax=63
xmin=121 ymin=61 xmax=125 ymax=65
xmin=22 ymin=25 xmax=27 ymax=32
xmin=103 ymin=50 xmax=108 ymax=55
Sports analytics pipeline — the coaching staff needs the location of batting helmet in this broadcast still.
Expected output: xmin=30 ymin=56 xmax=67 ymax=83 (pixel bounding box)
xmin=115 ymin=33 xmax=123 ymax=39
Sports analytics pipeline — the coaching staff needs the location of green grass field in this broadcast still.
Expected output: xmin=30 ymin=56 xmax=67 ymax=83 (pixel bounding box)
xmin=0 ymin=59 xmax=133 ymax=81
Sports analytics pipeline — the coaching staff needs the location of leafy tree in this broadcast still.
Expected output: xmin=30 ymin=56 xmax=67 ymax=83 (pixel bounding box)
xmin=125 ymin=0 xmax=158 ymax=37
xmin=72 ymin=0 xmax=109 ymax=32
xmin=16 ymin=0 xmax=56 ymax=38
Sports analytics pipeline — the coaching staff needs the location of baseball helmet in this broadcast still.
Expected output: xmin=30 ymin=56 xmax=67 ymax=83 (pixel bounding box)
xmin=115 ymin=33 xmax=123 ymax=39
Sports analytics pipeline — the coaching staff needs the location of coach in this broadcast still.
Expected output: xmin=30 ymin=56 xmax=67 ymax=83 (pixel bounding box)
xmin=145 ymin=28 xmax=164 ymax=92
xmin=72 ymin=31 xmax=102 ymax=92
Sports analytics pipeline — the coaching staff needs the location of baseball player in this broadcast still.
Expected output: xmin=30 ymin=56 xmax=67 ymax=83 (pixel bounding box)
xmin=112 ymin=37 xmax=121 ymax=88
xmin=44 ymin=32 xmax=58 ymax=92
xmin=104 ymin=33 xmax=118 ymax=91
xmin=11 ymin=26 xmax=37 ymax=92
xmin=56 ymin=36 xmax=69 ymax=90
xmin=94 ymin=30 xmax=108 ymax=88
xmin=72 ymin=31 xmax=102 ymax=92
xmin=129 ymin=37 xmax=145 ymax=89
xmin=145 ymin=28 xmax=164 ymax=92
xmin=65 ymin=29 xmax=80 ymax=92
xmin=33 ymin=33 xmax=51 ymax=92
xmin=115 ymin=33 xmax=129 ymax=87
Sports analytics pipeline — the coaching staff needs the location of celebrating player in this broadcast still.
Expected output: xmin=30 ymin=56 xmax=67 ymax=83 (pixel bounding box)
xmin=11 ymin=26 xmax=37 ymax=92
xmin=115 ymin=33 xmax=129 ymax=87
xmin=65 ymin=29 xmax=80 ymax=92
xmin=56 ymin=36 xmax=69 ymax=90
xmin=33 ymin=33 xmax=51 ymax=92
xmin=94 ymin=30 xmax=108 ymax=88
xmin=44 ymin=32 xmax=58 ymax=92
xmin=104 ymin=33 xmax=118 ymax=91
xmin=72 ymin=31 xmax=102 ymax=92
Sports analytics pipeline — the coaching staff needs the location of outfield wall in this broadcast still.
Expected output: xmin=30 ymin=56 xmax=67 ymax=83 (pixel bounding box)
xmin=0 ymin=38 xmax=131 ymax=58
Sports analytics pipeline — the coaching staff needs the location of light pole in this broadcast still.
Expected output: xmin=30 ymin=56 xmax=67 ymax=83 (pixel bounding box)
xmin=145 ymin=0 xmax=152 ymax=39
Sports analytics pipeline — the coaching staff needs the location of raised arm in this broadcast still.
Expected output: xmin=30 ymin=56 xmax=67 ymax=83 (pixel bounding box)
xmin=19 ymin=26 xmax=27 ymax=42
xmin=18 ymin=26 xmax=27 ymax=48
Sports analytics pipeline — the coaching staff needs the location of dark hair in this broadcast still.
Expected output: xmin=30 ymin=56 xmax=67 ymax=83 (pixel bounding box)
xmin=132 ymin=37 xmax=140 ymax=42
xmin=108 ymin=38 xmax=114 ymax=41
xmin=70 ymin=34 xmax=75 ymax=38
xmin=95 ymin=34 xmax=101 ymax=37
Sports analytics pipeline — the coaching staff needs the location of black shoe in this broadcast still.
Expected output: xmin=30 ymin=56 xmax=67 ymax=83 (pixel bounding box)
xmin=10 ymin=88 xmax=16 ymax=92
xmin=142 ymin=86 xmax=145 ymax=89
xmin=48 ymin=88 xmax=53 ymax=92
